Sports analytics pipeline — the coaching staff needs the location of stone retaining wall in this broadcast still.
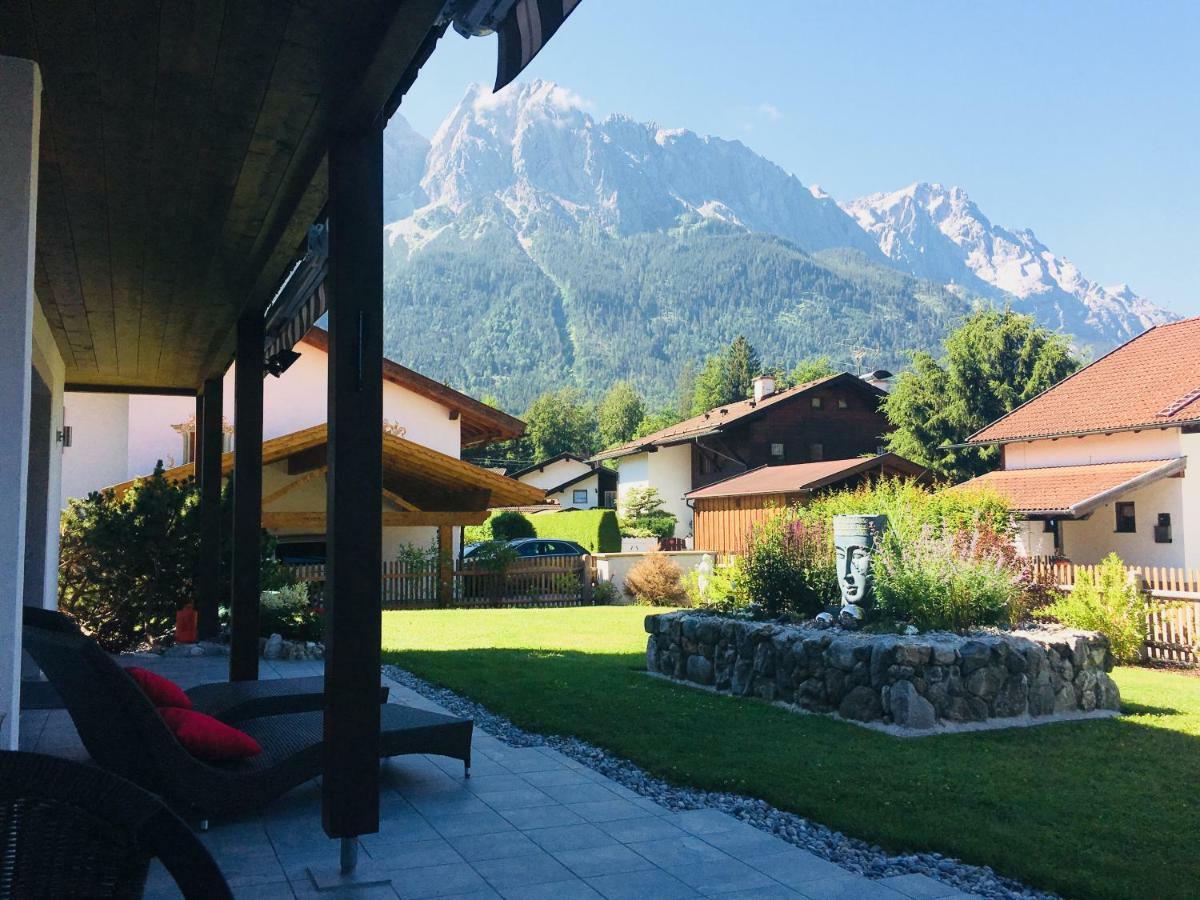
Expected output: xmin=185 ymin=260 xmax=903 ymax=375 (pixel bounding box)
xmin=645 ymin=612 xmax=1120 ymax=731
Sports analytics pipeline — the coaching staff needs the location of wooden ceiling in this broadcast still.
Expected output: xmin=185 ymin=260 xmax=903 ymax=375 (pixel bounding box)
xmin=2 ymin=0 xmax=444 ymax=392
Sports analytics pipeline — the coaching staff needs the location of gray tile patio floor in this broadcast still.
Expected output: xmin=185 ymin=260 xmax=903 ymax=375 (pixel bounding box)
xmin=20 ymin=655 xmax=979 ymax=900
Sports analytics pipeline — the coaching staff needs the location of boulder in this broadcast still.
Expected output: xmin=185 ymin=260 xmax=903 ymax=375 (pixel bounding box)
xmin=966 ymin=665 xmax=1004 ymax=702
xmin=993 ymin=674 xmax=1029 ymax=718
xmin=889 ymin=680 xmax=937 ymax=730
xmin=262 ymin=633 xmax=284 ymax=660
xmin=958 ymin=640 xmax=992 ymax=675
xmin=838 ymin=686 xmax=883 ymax=722
xmin=686 ymin=655 xmax=715 ymax=686
xmin=826 ymin=637 xmax=859 ymax=671
xmin=646 ymin=636 xmax=660 ymax=673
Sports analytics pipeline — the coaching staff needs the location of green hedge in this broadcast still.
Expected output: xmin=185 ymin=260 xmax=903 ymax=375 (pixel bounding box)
xmin=531 ymin=509 xmax=621 ymax=553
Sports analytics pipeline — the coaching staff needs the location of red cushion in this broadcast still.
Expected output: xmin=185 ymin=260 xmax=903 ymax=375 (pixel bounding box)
xmin=125 ymin=667 xmax=192 ymax=709
xmin=159 ymin=708 xmax=262 ymax=761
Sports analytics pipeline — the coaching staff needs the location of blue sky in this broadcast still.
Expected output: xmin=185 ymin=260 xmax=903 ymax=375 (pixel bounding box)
xmin=399 ymin=1 xmax=1199 ymax=315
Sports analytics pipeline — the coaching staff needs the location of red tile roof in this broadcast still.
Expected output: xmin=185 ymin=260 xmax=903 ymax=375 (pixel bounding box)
xmin=591 ymin=373 xmax=884 ymax=461
xmin=684 ymin=453 xmax=925 ymax=500
xmin=957 ymin=458 xmax=1185 ymax=516
xmin=968 ymin=317 xmax=1200 ymax=444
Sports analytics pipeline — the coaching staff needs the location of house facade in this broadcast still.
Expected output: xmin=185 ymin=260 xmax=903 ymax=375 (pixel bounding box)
xmin=510 ymin=453 xmax=617 ymax=510
xmin=592 ymin=373 xmax=890 ymax=538
xmin=62 ymin=327 xmax=527 ymax=559
xmin=961 ymin=317 xmax=1200 ymax=568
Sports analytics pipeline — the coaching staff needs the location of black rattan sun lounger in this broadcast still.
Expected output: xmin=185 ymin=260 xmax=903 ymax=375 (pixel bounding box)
xmin=23 ymin=622 xmax=473 ymax=823
xmin=23 ymin=605 xmax=387 ymax=722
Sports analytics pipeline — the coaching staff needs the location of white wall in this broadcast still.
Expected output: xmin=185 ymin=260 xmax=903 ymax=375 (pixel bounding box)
xmin=616 ymin=445 xmax=694 ymax=538
xmin=0 ymin=55 xmax=40 ymax=748
xmin=1181 ymin=432 xmax=1200 ymax=570
xmin=61 ymin=335 xmax=466 ymax=504
xmin=519 ymin=458 xmax=593 ymax=491
xmin=61 ymin=393 xmax=132 ymax=502
xmin=1058 ymin=474 xmax=1186 ymax=567
xmin=547 ymin=472 xmax=600 ymax=509
xmin=30 ymin=303 xmax=65 ymax=611
xmin=650 ymin=444 xmax=694 ymax=538
xmin=1014 ymin=520 xmax=1056 ymax=558
xmin=1004 ymin=429 xmax=1181 ymax=469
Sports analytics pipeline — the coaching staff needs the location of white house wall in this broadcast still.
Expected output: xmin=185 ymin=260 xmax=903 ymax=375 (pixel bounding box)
xmin=616 ymin=446 xmax=695 ymax=538
xmin=547 ymin=472 xmax=600 ymax=509
xmin=61 ymin=338 xmax=464 ymax=505
xmin=519 ymin=458 xmax=593 ymax=491
xmin=1181 ymin=431 xmax=1200 ymax=569
xmin=1004 ymin=430 xmax=1181 ymax=469
xmin=61 ymin=393 xmax=132 ymax=502
xmin=1059 ymin=474 xmax=1186 ymax=568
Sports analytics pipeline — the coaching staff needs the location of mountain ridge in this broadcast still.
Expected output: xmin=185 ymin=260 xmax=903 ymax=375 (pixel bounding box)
xmin=379 ymin=81 xmax=1175 ymax=410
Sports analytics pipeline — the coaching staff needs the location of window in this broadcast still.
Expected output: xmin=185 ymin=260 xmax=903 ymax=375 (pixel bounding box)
xmin=770 ymin=442 xmax=784 ymax=459
xmin=1155 ymin=513 xmax=1172 ymax=544
xmin=1115 ymin=502 xmax=1136 ymax=533
xmin=810 ymin=443 xmax=824 ymax=461
xmin=837 ymin=398 xmax=848 ymax=409
xmin=810 ymin=396 xmax=822 ymax=409
xmin=572 ymin=489 xmax=589 ymax=505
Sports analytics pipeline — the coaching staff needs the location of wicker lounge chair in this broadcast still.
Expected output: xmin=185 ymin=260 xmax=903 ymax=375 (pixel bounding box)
xmin=23 ymin=605 xmax=388 ymax=722
xmin=0 ymin=750 xmax=232 ymax=899
xmin=23 ymin=624 xmax=473 ymax=823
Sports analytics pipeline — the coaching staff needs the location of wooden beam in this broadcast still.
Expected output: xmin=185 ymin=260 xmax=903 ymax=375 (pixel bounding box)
xmin=230 ymin=315 xmax=263 ymax=681
xmin=381 ymin=487 xmax=418 ymax=511
xmin=196 ymin=378 xmax=224 ymax=640
xmin=262 ymin=466 xmax=326 ymax=507
xmin=323 ymin=124 xmax=384 ymax=842
xmin=436 ymin=525 xmax=453 ymax=609
xmin=263 ymin=510 xmax=490 ymax=530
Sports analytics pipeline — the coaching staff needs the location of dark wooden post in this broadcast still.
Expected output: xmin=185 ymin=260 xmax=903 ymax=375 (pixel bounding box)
xmin=323 ymin=123 xmax=384 ymax=844
xmin=194 ymin=394 xmax=205 ymax=486
xmin=197 ymin=378 xmax=224 ymax=639
xmin=437 ymin=525 xmax=454 ymax=608
xmin=230 ymin=316 xmax=264 ymax=681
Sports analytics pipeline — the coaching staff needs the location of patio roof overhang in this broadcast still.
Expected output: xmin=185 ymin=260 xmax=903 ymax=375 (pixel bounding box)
xmin=3 ymin=0 xmax=446 ymax=394
xmin=105 ymin=423 xmax=546 ymax=517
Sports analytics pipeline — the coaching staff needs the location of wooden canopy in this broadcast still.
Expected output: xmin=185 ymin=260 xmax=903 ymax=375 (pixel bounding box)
xmin=2 ymin=0 xmax=444 ymax=393
xmin=106 ymin=423 xmax=545 ymax=522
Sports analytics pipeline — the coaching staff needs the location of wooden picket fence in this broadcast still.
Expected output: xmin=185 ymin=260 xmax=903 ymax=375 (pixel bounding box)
xmin=288 ymin=554 xmax=592 ymax=609
xmin=1030 ymin=559 xmax=1200 ymax=664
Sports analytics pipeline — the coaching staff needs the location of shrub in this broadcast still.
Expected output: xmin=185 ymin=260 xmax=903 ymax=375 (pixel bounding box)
xmin=624 ymin=554 xmax=687 ymax=606
xmin=797 ymin=477 xmax=1012 ymax=547
xmin=464 ymin=510 xmax=535 ymax=544
xmin=260 ymin=583 xmax=323 ymax=642
xmin=1040 ymin=553 xmax=1154 ymax=663
xmin=619 ymin=487 xmax=678 ymax=541
xmin=491 ymin=510 xmax=536 ymax=541
xmin=530 ymin=509 xmax=621 ymax=553
xmin=59 ymin=466 xmax=198 ymax=651
xmin=684 ymin=557 xmax=751 ymax=613
xmin=592 ymin=580 xmax=620 ymax=605
xmin=743 ymin=514 xmax=839 ymax=618
xmin=59 ymin=465 xmax=288 ymax=651
xmin=873 ymin=525 xmax=1025 ymax=631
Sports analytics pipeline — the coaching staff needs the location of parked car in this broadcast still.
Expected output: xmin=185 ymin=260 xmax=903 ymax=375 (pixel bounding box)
xmin=463 ymin=538 xmax=587 ymax=560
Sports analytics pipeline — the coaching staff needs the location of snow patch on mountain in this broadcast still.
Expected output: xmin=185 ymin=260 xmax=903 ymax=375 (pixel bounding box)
xmin=841 ymin=182 xmax=1175 ymax=344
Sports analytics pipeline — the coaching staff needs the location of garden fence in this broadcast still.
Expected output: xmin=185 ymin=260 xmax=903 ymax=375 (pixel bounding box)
xmin=288 ymin=555 xmax=593 ymax=609
xmin=1030 ymin=559 xmax=1200 ymax=664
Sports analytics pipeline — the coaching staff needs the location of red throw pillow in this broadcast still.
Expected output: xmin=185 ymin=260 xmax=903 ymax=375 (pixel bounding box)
xmin=159 ymin=708 xmax=262 ymax=761
xmin=125 ymin=667 xmax=192 ymax=709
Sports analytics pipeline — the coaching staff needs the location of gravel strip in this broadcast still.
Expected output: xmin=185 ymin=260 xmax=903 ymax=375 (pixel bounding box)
xmin=383 ymin=664 xmax=1055 ymax=900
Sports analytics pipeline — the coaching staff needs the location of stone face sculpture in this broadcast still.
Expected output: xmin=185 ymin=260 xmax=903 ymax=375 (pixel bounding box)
xmin=832 ymin=514 xmax=888 ymax=627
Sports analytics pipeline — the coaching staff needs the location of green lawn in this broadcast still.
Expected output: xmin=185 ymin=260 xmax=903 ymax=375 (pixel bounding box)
xmin=381 ymin=607 xmax=1199 ymax=900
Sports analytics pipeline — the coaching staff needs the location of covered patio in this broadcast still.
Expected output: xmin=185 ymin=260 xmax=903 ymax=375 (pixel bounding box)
xmin=0 ymin=0 xmax=583 ymax=889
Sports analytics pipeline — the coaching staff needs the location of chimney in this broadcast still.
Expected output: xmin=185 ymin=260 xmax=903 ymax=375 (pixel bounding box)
xmin=753 ymin=374 xmax=776 ymax=402
xmin=861 ymin=369 xmax=893 ymax=392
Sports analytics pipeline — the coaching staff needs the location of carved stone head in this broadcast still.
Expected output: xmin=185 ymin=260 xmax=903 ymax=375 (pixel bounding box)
xmin=833 ymin=514 xmax=888 ymax=610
